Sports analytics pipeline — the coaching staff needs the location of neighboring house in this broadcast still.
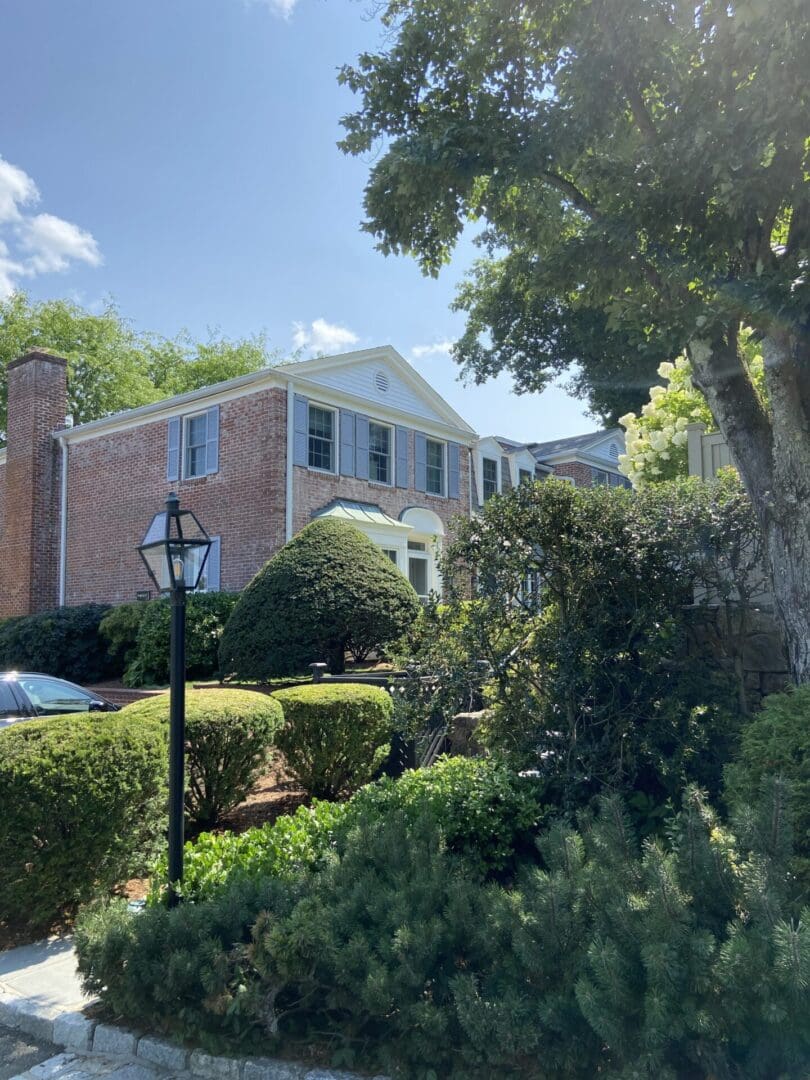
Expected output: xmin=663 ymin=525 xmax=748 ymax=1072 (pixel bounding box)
xmin=0 ymin=347 xmax=476 ymax=618
xmin=473 ymin=429 xmax=629 ymax=505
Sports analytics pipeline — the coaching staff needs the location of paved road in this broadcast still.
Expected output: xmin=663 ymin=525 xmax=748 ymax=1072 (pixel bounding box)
xmin=0 ymin=1023 xmax=173 ymax=1080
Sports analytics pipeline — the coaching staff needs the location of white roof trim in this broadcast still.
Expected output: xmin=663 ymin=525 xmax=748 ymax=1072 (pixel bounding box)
xmin=545 ymin=450 xmax=626 ymax=471
xmin=53 ymin=345 xmax=479 ymax=446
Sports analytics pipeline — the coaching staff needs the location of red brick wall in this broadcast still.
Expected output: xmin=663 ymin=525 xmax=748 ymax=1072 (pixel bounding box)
xmin=0 ymin=352 xmax=67 ymax=618
xmin=64 ymin=387 xmax=288 ymax=605
xmin=293 ymin=431 xmax=471 ymax=538
xmin=552 ymin=461 xmax=595 ymax=487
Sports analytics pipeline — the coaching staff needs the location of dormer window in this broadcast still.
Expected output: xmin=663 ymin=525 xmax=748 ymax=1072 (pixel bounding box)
xmin=519 ymin=468 xmax=533 ymax=485
xmin=482 ymin=457 xmax=499 ymax=501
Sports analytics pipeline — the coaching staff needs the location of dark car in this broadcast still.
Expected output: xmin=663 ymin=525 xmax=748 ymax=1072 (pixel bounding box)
xmin=0 ymin=673 xmax=119 ymax=731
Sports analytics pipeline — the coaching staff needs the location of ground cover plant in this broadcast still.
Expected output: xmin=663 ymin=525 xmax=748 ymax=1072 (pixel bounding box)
xmin=121 ymin=688 xmax=283 ymax=826
xmin=219 ymin=518 xmax=421 ymax=678
xmin=76 ymin=777 xmax=810 ymax=1077
xmin=0 ymin=711 xmax=166 ymax=931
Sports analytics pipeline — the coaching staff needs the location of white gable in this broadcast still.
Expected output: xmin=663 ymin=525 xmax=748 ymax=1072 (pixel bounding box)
xmin=588 ymin=432 xmax=625 ymax=464
xmin=307 ymin=358 xmax=447 ymax=424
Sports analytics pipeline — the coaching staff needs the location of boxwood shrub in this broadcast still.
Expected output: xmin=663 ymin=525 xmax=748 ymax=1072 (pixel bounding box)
xmin=0 ymin=712 xmax=166 ymax=930
xmin=0 ymin=603 xmax=114 ymax=683
xmin=272 ymin=683 xmax=394 ymax=799
xmin=121 ymin=689 xmax=283 ymax=826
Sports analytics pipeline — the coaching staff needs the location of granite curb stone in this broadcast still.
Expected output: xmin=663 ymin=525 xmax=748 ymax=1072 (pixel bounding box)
xmin=2 ymin=991 xmax=390 ymax=1080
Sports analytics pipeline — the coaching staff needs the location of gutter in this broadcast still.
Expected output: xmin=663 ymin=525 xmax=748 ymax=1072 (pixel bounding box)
xmin=285 ymin=381 xmax=294 ymax=541
xmin=57 ymin=434 xmax=68 ymax=606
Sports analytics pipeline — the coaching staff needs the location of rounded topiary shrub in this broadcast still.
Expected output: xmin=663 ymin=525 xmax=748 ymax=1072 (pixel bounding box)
xmin=121 ymin=689 xmax=283 ymax=826
xmin=0 ymin=712 xmax=167 ymax=930
xmin=0 ymin=603 xmax=114 ymax=683
xmin=272 ymin=683 xmax=394 ymax=799
xmin=219 ymin=519 xmax=421 ymax=679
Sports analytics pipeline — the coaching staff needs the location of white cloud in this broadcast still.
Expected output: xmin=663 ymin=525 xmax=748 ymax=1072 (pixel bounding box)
xmin=0 ymin=156 xmax=102 ymax=297
xmin=247 ymin=0 xmax=299 ymax=18
xmin=18 ymin=213 xmax=102 ymax=273
xmin=411 ymin=340 xmax=454 ymax=361
xmin=292 ymin=318 xmax=360 ymax=356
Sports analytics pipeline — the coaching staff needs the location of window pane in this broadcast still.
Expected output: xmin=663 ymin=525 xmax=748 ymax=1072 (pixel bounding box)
xmin=0 ymin=682 xmax=18 ymax=719
xmin=382 ymin=548 xmax=398 ymax=566
xmin=369 ymin=422 xmax=391 ymax=484
xmin=408 ymin=557 xmax=428 ymax=597
xmin=483 ymin=457 xmax=498 ymax=500
xmin=19 ymin=676 xmax=94 ymax=715
xmin=426 ymin=439 xmax=444 ymax=495
xmin=185 ymin=413 xmax=208 ymax=478
xmin=308 ymin=406 xmax=334 ymax=471
xmin=519 ymin=469 xmax=533 ymax=484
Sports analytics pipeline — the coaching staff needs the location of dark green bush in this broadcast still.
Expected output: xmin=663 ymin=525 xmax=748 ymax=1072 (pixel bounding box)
xmin=0 ymin=712 xmax=166 ymax=930
xmin=98 ymin=601 xmax=151 ymax=674
xmin=272 ymin=682 xmax=393 ymax=799
xmin=219 ymin=518 xmax=421 ymax=679
xmin=726 ymin=685 xmax=810 ymax=859
xmin=122 ymin=689 xmax=283 ymax=826
xmin=76 ymin=782 xmax=810 ymax=1077
xmin=155 ymin=756 xmax=546 ymax=904
xmin=121 ymin=592 xmax=239 ymax=687
xmin=0 ymin=603 xmax=114 ymax=683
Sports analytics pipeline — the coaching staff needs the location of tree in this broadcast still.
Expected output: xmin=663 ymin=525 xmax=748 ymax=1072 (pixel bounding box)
xmin=339 ymin=0 xmax=810 ymax=680
xmin=218 ymin=518 xmax=422 ymax=678
xmin=0 ymin=293 xmax=280 ymax=438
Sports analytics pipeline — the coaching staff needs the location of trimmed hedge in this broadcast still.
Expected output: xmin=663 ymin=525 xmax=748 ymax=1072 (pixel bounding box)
xmin=272 ymin=683 xmax=394 ymax=799
xmin=219 ymin=518 xmax=421 ymax=679
xmin=0 ymin=712 xmax=166 ymax=930
xmin=100 ymin=593 xmax=240 ymax=687
xmin=121 ymin=689 xmax=283 ymax=826
xmin=0 ymin=603 xmax=114 ymax=683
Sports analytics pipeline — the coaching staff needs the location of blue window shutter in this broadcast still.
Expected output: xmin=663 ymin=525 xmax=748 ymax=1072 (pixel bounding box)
xmin=448 ymin=442 xmax=460 ymax=499
xmin=414 ymin=432 xmax=427 ymax=492
xmin=294 ymin=395 xmax=308 ymax=466
xmin=167 ymin=417 xmax=181 ymax=482
xmin=355 ymin=414 xmax=370 ymax=480
xmin=205 ymin=537 xmax=221 ymax=591
xmin=396 ymin=427 xmax=409 ymax=488
xmin=205 ymin=405 xmax=220 ymax=475
xmin=340 ymin=410 xmax=355 ymax=477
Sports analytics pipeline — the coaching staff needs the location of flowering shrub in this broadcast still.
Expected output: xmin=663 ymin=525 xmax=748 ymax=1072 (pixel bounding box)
xmin=618 ymin=339 xmax=765 ymax=488
xmin=617 ymin=355 xmax=712 ymax=487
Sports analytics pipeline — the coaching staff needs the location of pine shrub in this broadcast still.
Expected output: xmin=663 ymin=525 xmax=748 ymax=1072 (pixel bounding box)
xmin=272 ymin=682 xmax=393 ymax=799
xmin=121 ymin=689 xmax=283 ymax=826
xmin=0 ymin=712 xmax=166 ymax=930
xmin=0 ymin=603 xmax=114 ymax=683
xmin=218 ymin=518 xmax=421 ymax=679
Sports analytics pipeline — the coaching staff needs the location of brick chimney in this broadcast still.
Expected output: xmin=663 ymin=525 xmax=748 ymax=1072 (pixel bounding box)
xmin=0 ymin=351 xmax=68 ymax=617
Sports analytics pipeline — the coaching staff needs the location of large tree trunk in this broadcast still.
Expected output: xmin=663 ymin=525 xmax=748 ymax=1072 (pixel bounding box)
xmin=688 ymin=329 xmax=810 ymax=683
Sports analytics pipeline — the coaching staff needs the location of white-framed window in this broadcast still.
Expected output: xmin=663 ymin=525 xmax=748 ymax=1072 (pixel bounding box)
xmin=184 ymin=412 xmax=209 ymax=479
xmin=425 ymin=438 xmax=445 ymax=496
xmin=407 ymin=540 xmax=429 ymax=598
xmin=308 ymin=404 xmax=336 ymax=472
xmin=591 ymin=467 xmax=611 ymax=486
xmin=382 ymin=548 xmax=398 ymax=566
xmin=519 ymin=468 xmax=533 ymax=484
xmin=369 ymin=420 xmax=393 ymax=485
xmin=482 ymin=457 xmax=499 ymax=501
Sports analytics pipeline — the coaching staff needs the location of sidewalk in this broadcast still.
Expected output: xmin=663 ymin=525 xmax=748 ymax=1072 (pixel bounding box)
xmin=0 ymin=937 xmax=87 ymax=1017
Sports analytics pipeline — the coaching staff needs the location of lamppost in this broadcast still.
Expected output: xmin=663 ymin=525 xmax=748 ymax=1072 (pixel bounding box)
xmin=138 ymin=492 xmax=211 ymax=906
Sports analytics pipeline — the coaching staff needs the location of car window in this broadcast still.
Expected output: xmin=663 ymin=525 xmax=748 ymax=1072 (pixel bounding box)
xmin=18 ymin=676 xmax=96 ymax=715
xmin=0 ymin=681 xmax=20 ymax=719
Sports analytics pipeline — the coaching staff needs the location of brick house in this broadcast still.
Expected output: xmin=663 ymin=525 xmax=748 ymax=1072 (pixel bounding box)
xmin=0 ymin=347 xmax=625 ymax=619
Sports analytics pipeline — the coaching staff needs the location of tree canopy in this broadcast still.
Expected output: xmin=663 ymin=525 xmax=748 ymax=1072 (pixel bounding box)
xmin=0 ymin=292 xmax=280 ymax=439
xmin=340 ymin=0 xmax=810 ymax=680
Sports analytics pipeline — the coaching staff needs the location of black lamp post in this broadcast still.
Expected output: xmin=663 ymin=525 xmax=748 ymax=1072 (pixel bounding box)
xmin=138 ymin=492 xmax=211 ymax=906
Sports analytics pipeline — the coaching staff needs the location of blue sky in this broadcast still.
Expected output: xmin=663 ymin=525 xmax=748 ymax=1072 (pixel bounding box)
xmin=0 ymin=0 xmax=593 ymax=442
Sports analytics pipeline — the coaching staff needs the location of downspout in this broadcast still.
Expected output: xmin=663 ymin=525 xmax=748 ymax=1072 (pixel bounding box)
xmin=285 ymin=381 xmax=294 ymax=541
xmin=57 ymin=434 xmax=68 ymax=606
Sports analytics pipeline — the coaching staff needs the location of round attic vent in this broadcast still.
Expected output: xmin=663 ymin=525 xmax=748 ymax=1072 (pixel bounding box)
xmin=374 ymin=369 xmax=390 ymax=393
